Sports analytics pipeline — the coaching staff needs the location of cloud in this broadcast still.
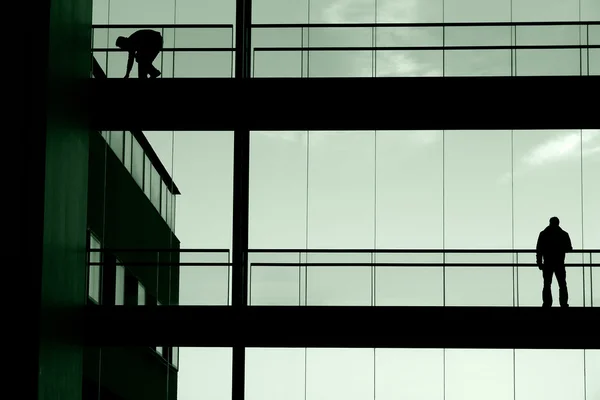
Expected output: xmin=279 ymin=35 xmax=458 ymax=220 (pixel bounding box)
xmin=523 ymin=130 xmax=600 ymax=167
xmin=497 ymin=130 xmax=600 ymax=185
xmin=321 ymin=0 xmax=441 ymax=77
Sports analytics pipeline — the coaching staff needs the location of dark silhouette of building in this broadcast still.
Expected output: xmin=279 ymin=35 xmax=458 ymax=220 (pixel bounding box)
xmin=27 ymin=4 xmax=599 ymax=400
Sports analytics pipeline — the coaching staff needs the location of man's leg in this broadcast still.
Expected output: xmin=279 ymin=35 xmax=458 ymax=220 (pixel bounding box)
xmin=555 ymin=266 xmax=569 ymax=307
xmin=137 ymin=59 xmax=149 ymax=79
xmin=542 ymin=268 xmax=554 ymax=307
xmin=147 ymin=49 xmax=161 ymax=78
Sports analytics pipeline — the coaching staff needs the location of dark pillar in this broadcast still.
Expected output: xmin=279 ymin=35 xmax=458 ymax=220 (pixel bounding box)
xmin=30 ymin=0 xmax=93 ymax=399
xmin=232 ymin=0 xmax=252 ymax=400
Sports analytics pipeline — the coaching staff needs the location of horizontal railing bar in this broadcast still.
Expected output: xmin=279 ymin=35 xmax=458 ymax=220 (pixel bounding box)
xmin=251 ymin=21 xmax=600 ymax=28
xmin=92 ymin=48 xmax=234 ymax=52
xmin=251 ymin=263 xmax=600 ymax=267
xmin=92 ymin=24 xmax=234 ymax=29
xmin=90 ymin=22 xmax=600 ymax=29
xmin=254 ymin=45 xmax=600 ymax=52
xmin=88 ymin=248 xmax=230 ymax=252
xmin=89 ymin=262 xmax=232 ymax=266
xmin=87 ymin=249 xmax=598 ymax=254
xmin=247 ymin=249 xmax=598 ymax=253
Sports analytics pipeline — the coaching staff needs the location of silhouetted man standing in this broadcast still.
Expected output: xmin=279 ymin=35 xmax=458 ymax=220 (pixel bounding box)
xmin=116 ymin=29 xmax=163 ymax=79
xmin=536 ymin=217 xmax=572 ymax=307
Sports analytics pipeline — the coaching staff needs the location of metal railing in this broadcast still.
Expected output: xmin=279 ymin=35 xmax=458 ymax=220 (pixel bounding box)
xmin=91 ymin=24 xmax=235 ymax=78
xmin=91 ymin=21 xmax=599 ymax=78
xmin=251 ymin=21 xmax=600 ymax=77
xmin=88 ymin=248 xmax=598 ymax=307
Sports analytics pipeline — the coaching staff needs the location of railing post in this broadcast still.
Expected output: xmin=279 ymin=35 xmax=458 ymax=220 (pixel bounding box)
xmin=232 ymin=2 xmax=252 ymax=400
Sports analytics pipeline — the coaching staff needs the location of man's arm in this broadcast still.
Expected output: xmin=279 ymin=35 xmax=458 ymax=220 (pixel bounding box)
xmin=565 ymin=232 xmax=573 ymax=252
xmin=125 ymin=51 xmax=135 ymax=78
xmin=536 ymin=232 xmax=544 ymax=269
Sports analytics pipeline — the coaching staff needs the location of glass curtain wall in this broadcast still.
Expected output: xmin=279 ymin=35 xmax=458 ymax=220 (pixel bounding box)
xmin=248 ymin=130 xmax=600 ymax=306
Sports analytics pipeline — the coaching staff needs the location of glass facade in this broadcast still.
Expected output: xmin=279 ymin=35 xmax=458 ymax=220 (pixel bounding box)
xmin=100 ymin=130 xmax=178 ymax=229
xmin=79 ymin=2 xmax=600 ymax=400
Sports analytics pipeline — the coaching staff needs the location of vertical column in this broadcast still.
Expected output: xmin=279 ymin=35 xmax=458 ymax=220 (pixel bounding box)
xmin=232 ymin=1 xmax=252 ymax=400
xmin=32 ymin=0 xmax=93 ymax=400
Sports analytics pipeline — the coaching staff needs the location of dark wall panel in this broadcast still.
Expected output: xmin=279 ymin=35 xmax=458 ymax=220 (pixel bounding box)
xmin=38 ymin=0 xmax=93 ymax=399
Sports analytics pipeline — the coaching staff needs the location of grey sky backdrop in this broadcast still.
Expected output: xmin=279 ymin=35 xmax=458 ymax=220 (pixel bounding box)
xmin=92 ymin=0 xmax=599 ymax=399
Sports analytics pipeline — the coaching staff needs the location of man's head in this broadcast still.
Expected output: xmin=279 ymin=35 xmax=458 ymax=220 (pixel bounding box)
xmin=116 ymin=36 xmax=129 ymax=49
xmin=549 ymin=216 xmax=560 ymax=227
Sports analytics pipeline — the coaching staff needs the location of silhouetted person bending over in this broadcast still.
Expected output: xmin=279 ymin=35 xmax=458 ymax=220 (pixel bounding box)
xmin=536 ymin=217 xmax=572 ymax=307
xmin=116 ymin=29 xmax=163 ymax=79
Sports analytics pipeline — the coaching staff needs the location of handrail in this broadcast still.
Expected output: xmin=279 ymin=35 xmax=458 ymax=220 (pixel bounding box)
xmin=250 ymin=262 xmax=599 ymax=267
xmin=251 ymin=21 xmax=600 ymax=28
xmin=92 ymin=47 xmax=234 ymax=52
xmin=88 ymin=248 xmax=599 ymax=254
xmin=92 ymin=24 xmax=234 ymax=29
xmin=247 ymin=249 xmax=599 ymax=253
xmin=253 ymin=45 xmax=600 ymax=52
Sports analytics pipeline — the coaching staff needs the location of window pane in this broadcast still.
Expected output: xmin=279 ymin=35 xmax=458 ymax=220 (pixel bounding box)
xmin=249 ymin=131 xmax=308 ymax=248
xmin=306 ymin=349 xmax=374 ymax=400
xmin=515 ymin=350 xmax=585 ymax=400
xmin=172 ymin=346 xmax=179 ymax=369
xmin=137 ymin=282 xmax=146 ymax=305
xmin=376 ymin=131 xmax=443 ymax=248
xmin=178 ymin=348 xmax=232 ymax=400
xmin=377 ymin=0 xmax=443 ymax=23
xmin=445 ymin=253 xmax=515 ymax=306
xmin=249 ymin=252 xmax=310 ymax=306
xmin=516 ymin=50 xmax=580 ymax=76
xmin=115 ymin=263 xmax=125 ymax=306
xmin=123 ymin=131 xmax=132 ymax=172
xmin=374 ymin=253 xmax=444 ymax=306
xmin=309 ymin=0 xmax=374 ymax=23
xmin=166 ymin=192 xmax=172 ymax=228
xmin=173 ymin=52 xmax=233 ymax=78
xmin=583 ymin=130 xmax=600 ymax=248
xmin=446 ymin=349 xmax=513 ymax=400
xmin=376 ymin=51 xmax=443 ymax=77
xmin=512 ymin=0 xmax=579 ymax=21
xmin=375 ymin=348 xmax=443 ymax=400
xmin=161 ymin=183 xmax=167 ymax=220
xmin=305 ymin=253 xmax=372 ymax=306
xmin=445 ymin=130 xmax=512 ymax=248
xmin=144 ymin=155 xmax=152 ymax=198
xmin=445 ymin=50 xmax=512 ymax=76
xmin=246 ymin=348 xmax=305 ymax=400
xmin=88 ymin=233 xmax=102 ymax=303
xmin=586 ymin=350 xmax=600 ymax=398
xmin=151 ymin=168 xmax=161 ymax=211
xmin=308 ymin=131 xmax=375 ymax=248
xmin=132 ymin=136 xmax=144 ymax=188
xmin=444 ymin=0 xmax=511 ymax=22
xmin=109 ymin=130 xmax=124 ymax=161
xmin=308 ymin=51 xmax=372 ymax=77
xmin=173 ymin=131 xmax=232 ymax=248
xmin=252 ymin=0 xmax=308 ymax=24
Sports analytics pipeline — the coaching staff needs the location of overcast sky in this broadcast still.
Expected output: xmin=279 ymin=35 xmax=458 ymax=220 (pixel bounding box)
xmin=91 ymin=0 xmax=599 ymax=399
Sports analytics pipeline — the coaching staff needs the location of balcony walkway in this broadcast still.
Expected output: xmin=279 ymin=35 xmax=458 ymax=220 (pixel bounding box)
xmin=84 ymin=306 xmax=600 ymax=349
xmin=90 ymin=76 xmax=600 ymax=131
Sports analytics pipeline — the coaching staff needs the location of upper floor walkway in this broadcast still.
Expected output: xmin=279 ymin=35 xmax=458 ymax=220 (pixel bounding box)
xmin=90 ymin=22 xmax=599 ymax=130
xmin=85 ymin=247 xmax=600 ymax=348
xmin=93 ymin=21 xmax=600 ymax=78
xmin=88 ymin=248 xmax=600 ymax=308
